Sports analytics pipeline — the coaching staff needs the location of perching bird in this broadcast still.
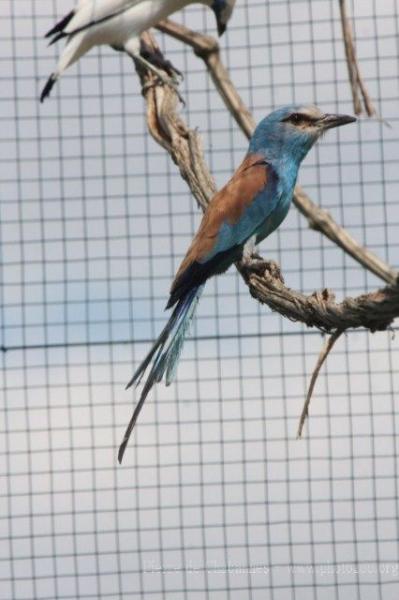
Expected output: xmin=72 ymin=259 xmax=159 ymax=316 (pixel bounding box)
xmin=118 ymin=104 xmax=356 ymax=462
xmin=40 ymin=0 xmax=236 ymax=102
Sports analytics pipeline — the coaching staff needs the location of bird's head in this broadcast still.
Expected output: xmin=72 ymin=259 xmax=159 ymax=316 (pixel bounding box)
xmin=209 ymin=0 xmax=236 ymax=36
xmin=250 ymin=104 xmax=356 ymax=165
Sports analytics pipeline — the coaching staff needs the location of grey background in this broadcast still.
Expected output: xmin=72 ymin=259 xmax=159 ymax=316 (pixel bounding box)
xmin=1 ymin=0 xmax=399 ymax=598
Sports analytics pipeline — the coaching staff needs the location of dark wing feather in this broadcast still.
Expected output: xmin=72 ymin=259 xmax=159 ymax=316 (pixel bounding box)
xmin=45 ymin=10 xmax=75 ymax=39
xmin=48 ymin=1 xmax=141 ymax=41
xmin=166 ymin=244 xmax=242 ymax=308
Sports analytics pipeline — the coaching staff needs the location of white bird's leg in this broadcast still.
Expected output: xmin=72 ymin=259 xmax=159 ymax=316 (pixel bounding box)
xmin=139 ymin=38 xmax=183 ymax=84
xmin=136 ymin=54 xmax=184 ymax=102
xmin=134 ymin=53 xmax=176 ymax=84
xmin=129 ymin=51 xmax=184 ymax=103
xmin=241 ymin=234 xmax=258 ymax=265
xmin=122 ymin=37 xmax=184 ymax=102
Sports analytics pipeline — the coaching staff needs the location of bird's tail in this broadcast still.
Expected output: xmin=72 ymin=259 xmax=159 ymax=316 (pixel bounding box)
xmin=40 ymin=31 xmax=91 ymax=103
xmin=118 ymin=284 xmax=204 ymax=463
xmin=40 ymin=73 xmax=58 ymax=103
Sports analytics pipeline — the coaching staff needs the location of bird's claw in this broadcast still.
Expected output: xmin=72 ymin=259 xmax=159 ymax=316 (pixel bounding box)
xmin=135 ymin=47 xmax=185 ymax=104
xmin=142 ymin=74 xmax=185 ymax=105
xmin=239 ymin=254 xmax=284 ymax=284
xmin=167 ymin=78 xmax=185 ymax=105
xmin=155 ymin=72 xmax=185 ymax=105
xmin=264 ymin=259 xmax=285 ymax=283
xmin=139 ymin=40 xmax=183 ymax=83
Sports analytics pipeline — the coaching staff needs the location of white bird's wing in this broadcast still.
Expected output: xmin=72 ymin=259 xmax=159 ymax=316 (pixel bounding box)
xmin=63 ymin=0 xmax=144 ymax=37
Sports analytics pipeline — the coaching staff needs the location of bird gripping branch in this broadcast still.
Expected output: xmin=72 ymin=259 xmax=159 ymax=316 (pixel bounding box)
xmin=119 ymin=104 xmax=356 ymax=462
xmin=40 ymin=0 xmax=236 ymax=102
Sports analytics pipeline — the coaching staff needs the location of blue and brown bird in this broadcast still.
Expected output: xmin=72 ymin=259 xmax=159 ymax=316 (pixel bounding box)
xmin=118 ymin=104 xmax=356 ymax=462
xmin=40 ymin=0 xmax=236 ymax=102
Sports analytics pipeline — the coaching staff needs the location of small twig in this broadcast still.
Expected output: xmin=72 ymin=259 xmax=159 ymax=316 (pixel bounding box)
xmin=156 ymin=19 xmax=255 ymax=138
xmin=297 ymin=330 xmax=343 ymax=438
xmin=338 ymin=0 xmax=376 ymax=116
xmin=294 ymin=188 xmax=397 ymax=286
xmin=157 ymin=19 xmax=395 ymax=285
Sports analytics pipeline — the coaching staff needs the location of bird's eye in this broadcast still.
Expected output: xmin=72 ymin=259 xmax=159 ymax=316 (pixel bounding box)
xmin=281 ymin=112 xmax=305 ymax=125
xmin=290 ymin=113 xmax=302 ymax=124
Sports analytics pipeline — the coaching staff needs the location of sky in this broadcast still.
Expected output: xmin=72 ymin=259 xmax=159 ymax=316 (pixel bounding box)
xmin=1 ymin=1 xmax=399 ymax=598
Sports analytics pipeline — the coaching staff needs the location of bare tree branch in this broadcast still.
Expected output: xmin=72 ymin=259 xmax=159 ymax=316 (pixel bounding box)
xmin=239 ymin=261 xmax=399 ymax=333
xmin=338 ymin=0 xmax=376 ymax=116
xmin=134 ymin=32 xmax=399 ymax=337
xmin=156 ymin=19 xmax=395 ymax=285
xmin=294 ymin=188 xmax=397 ymax=286
xmin=156 ymin=20 xmax=255 ymax=138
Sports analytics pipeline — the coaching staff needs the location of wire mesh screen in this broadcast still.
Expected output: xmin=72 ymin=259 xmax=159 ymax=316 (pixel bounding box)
xmin=2 ymin=0 xmax=399 ymax=598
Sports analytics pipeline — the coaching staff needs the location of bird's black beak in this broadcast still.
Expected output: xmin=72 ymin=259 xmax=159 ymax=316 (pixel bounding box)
xmin=318 ymin=113 xmax=357 ymax=130
xmin=217 ymin=19 xmax=226 ymax=36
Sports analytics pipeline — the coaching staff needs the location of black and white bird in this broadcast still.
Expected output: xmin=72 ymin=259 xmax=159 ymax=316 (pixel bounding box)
xmin=40 ymin=0 xmax=236 ymax=102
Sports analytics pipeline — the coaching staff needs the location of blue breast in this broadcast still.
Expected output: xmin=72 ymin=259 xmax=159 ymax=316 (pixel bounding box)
xmin=254 ymin=159 xmax=298 ymax=244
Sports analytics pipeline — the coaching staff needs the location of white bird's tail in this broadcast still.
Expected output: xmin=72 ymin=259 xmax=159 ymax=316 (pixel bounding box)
xmin=40 ymin=31 xmax=93 ymax=102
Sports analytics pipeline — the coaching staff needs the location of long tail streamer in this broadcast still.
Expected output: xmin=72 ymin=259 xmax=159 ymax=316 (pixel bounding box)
xmin=118 ymin=284 xmax=204 ymax=463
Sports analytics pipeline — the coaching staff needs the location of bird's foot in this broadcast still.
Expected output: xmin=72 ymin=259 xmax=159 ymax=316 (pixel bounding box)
xmin=140 ymin=39 xmax=183 ymax=83
xmin=141 ymin=73 xmax=185 ymax=104
xmin=263 ymin=259 xmax=285 ymax=284
xmin=137 ymin=40 xmax=184 ymax=103
xmin=135 ymin=53 xmax=184 ymax=103
xmin=239 ymin=254 xmax=285 ymax=284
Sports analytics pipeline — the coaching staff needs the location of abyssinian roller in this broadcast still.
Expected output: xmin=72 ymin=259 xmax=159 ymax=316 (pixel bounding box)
xmin=119 ymin=104 xmax=356 ymax=462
